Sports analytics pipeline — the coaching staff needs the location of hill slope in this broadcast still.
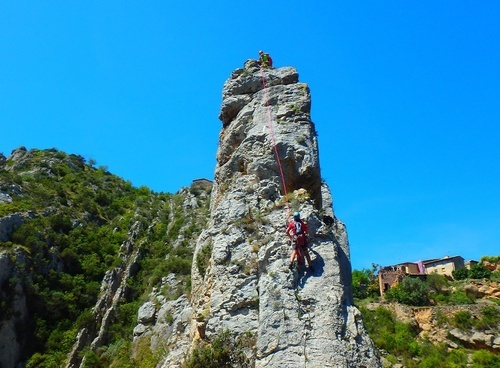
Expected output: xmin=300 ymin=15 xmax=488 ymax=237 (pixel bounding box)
xmin=0 ymin=146 xmax=211 ymax=368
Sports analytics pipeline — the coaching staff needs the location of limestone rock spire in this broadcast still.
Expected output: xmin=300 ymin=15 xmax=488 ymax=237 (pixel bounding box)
xmin=187 ymin=59 xmax=381 ymax=367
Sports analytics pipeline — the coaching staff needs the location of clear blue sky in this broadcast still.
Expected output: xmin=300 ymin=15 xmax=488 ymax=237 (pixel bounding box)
xmin=2 ymin=2 xmax=499 ymax=270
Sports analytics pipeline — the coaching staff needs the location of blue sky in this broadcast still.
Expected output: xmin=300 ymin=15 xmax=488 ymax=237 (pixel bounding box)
xmin=1 ymin=2 xmax=499 ymax=270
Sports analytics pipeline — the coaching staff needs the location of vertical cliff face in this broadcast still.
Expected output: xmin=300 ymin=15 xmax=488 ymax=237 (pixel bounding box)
xmin=0 ymin=248 xmax=30 ymax=368
xmin=189 ymin=60 xmax=380 ymax=367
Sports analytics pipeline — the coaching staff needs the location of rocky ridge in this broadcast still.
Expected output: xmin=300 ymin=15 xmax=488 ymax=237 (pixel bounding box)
xmin=0 ymin=147 xmax=211 ymax=368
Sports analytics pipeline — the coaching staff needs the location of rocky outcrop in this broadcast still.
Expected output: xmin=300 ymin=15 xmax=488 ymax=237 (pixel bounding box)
xmin=133 ymin=275 xmax=194 ymax=367
xmin=465 ymin=281 xmax=500 ymax=299
xmin=0 ymin=249 xmax=30 ymax=368
xmin=0 ymin=214 xmax=24 ymax=241
xmin=2 ymin=146 xmax=30 ymax=172
xmin=0 ymin=146 xmax=216 ymax=368
xmin=183 ymin=60 xmax=380 ymax=367
xmin=0 ymin=212 xmax=35 ymax=241
xmin=448 ymin=328 xmax=500 ymax=351
xmin=483 ymin=260 xmax=500 ymax=273
xmin=130 ymin=185 xmax=212 ymax=366
xmin=0 ymin=61 xmax=381 ymax=367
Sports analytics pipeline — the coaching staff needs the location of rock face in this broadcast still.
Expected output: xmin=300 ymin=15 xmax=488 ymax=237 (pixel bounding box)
xmin=0 ymin=249 xmax=30 ymax=368
xmin=187 ymin=60 xmax=380 ymax=367
xmin=0 ymin=214 xmax=25 ymax=241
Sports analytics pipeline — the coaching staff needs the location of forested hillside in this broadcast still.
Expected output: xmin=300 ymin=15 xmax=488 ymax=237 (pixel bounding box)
xmin=0 ymin=147 xmax=211 ymax=367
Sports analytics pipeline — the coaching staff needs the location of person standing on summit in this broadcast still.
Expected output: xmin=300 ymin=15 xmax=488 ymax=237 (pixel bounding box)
xmin=258 ymin=50 xmax=273 ymax=68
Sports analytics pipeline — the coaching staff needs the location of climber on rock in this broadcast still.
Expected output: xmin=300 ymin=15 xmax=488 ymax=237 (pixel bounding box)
xmin=258 ymin=50 xmax=273 ymax=68
xmin=286 ymin=212 xmax=313 ymax=271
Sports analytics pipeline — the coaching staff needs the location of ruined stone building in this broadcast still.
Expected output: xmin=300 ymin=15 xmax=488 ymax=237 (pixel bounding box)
xmin=378 ymin=255 xmax=472 ymax=297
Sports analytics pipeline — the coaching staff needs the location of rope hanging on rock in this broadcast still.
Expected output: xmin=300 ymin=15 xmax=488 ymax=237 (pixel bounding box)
xmin=260 ymin=66 xmax=291 ymax=220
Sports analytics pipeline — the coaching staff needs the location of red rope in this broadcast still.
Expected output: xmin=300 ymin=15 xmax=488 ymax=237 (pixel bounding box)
xmin=260 ymin=67 xmax=291 ymax=221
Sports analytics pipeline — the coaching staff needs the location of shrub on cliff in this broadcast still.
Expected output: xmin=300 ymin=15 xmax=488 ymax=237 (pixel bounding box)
xmin=471 ymin=350 xmax=500 ymax=367
xmin=360 ymin=306 xmax=420 ymax=360
xmin=183 ymin=330 xmax=255 ymax=368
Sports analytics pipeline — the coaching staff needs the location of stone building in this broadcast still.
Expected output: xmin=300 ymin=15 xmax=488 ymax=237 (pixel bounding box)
xmin=423 ymin=255 xmax=465 ymax=277
xmin=465 ymin=259 xmax=478 ymax=269
xmin=378 ymin=262 xmax=425 ymax=297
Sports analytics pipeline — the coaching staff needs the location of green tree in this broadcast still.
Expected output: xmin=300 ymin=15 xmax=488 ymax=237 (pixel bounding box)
xmin=352 ymin=263 xmax=380 ymax=300
xmin=452 ymin=267 xmax=469 ymax=280
xmin=385 ymin=277 xmax=429 ymax=306
xmin=468 ymin=263 xmax=491 ymax=279
xmin=352 ymin=269 xmax=371 ymax=299
xmin=427 ymin=273 xmax=451 ymax=305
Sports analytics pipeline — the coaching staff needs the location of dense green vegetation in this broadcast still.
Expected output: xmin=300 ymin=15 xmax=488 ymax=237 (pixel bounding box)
xmin=0 ymin=148 xmax=210 ymax=367
xmin=453 ymin=263 xmax=493 ymax=280
xmin=351 ymin=263 xmax=380 ymax=300
xmin=384 ymin=272 xmax=498 ymax=307
xmin=451 ymin=257 xmax=500 ymax=281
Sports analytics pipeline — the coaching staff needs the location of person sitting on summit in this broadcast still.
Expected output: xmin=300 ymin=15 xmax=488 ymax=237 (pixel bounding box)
xmin=258 ymin=50 xmax=273 ymax=68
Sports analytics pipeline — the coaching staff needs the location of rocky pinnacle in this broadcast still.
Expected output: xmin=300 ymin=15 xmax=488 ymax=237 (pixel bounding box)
xmin=189 ymin=60 xmax=381 ymax=367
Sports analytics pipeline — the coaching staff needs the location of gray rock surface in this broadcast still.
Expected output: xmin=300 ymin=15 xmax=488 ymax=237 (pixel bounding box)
xmin=449 ymin=328 xmax=500 ymax=350
xmin=0 ymin=249 xmax=30 ymax=368
xmin=186 ymin=61 xmax=380 ymax=367
xmin=142 ymin=293 xmax=193 ymax=368
xmin=138 ymin=301 xmax=156 ymax=324
xmin=0 ymin=192 xmax=12 ymax=203
xmin=3 ymin=146 xmax=30 ymax=172
xmin=0 ymin=214 xmax=23 ymax=241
